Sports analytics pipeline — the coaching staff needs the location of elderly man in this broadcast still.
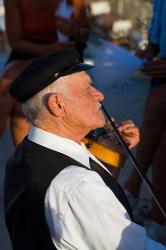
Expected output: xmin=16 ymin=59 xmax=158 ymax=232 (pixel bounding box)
xmin=4 ymin=49 xmax=166 ymax=250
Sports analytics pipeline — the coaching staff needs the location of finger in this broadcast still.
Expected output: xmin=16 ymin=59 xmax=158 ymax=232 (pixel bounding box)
xmin=118 ymin=120 xmax=134 ymax=126
xmin=123 ymin=136 xmax=139 ymax=149
xmin=142 ymin=60 xmax=166 ymax=71
xmin=56 ymin=16 xmax=69 ymax=22
xmin=142 ymin=65 xmax=165 ymax=73
xmin=141 ymin=68 xmax=166 ymax=78
xmin=123 ymin=127 xmax=139 ymax=136
xmin=117 ymin=121 xmax=135 ymax=132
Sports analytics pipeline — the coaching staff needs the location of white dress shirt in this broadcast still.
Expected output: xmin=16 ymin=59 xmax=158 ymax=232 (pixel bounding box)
xmin=28 ymin=126 xmax=166 ymax=250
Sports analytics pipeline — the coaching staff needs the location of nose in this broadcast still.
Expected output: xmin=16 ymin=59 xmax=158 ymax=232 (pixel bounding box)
xmin=92 ymin=86 xmax=104 ymax=102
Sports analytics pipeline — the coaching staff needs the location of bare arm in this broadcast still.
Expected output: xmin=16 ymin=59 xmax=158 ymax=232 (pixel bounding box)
xmin=4 ymin=0 xmax=74 ymax=56
xmin=72 ymin=0 xmax=90 ymax=42
xmin=56 ymin=0 xmax=90 ymax=43
xmin=141 ymin=59 xmax=166 ymax=78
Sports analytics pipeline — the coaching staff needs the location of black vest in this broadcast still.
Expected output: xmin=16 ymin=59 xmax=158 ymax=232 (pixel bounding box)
xmin=4 ymin=138 xmax=132 ymax=250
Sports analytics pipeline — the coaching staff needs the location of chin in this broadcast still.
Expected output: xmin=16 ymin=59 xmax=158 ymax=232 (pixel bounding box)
xmin=93 ymin=119 xmax=106 ymax=130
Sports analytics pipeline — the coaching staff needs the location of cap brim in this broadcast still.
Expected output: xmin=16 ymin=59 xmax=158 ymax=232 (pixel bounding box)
xmin=70 ymin=63 xmax=95 ymax=74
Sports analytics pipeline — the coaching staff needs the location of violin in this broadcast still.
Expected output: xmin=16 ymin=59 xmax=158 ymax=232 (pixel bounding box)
xmin=82 ymin=126 xmax=128 ymax=178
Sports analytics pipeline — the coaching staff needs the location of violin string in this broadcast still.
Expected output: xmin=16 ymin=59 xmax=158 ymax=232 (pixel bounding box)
xmin=101 ymin=104 xmax=166 ymax=219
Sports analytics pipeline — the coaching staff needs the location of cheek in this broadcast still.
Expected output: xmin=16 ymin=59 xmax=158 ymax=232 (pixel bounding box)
xmin=67 ymin=99 xmax=101 ymax=124
xmin=68 ymin=103 xmax=87 ymax=122
xmin=95 ymin=109 xmax=106 ymax=125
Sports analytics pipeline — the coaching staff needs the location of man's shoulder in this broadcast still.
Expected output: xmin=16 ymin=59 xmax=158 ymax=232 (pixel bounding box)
xmin=45 ymin=165 xmax=105 ymax=219
xmin=49 ymin=165 xmax=104 ymax=195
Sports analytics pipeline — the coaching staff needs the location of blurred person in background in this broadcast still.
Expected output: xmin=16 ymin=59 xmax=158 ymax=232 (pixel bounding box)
xmin=124 ymin=0 xmax=166 ymax=243
xmin=0 ymin=0 xmax=90 ymax=146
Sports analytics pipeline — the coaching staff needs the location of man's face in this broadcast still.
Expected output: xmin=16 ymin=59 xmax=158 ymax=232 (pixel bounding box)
xmin=63 ymin=71 xmax=105 ymax=134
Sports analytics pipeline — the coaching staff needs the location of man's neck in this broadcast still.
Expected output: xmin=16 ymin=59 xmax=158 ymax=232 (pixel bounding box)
xmin=37 ymin=121 xmax=88 ymax=145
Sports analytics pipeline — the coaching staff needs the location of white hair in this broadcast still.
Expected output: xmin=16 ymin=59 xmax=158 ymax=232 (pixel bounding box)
xmin=22 ymin=77 xmax=70 ymax=125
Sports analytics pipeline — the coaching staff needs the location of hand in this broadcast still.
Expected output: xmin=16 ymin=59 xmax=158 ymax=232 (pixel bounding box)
xmin=141 ymin=59 xmax=166 ymax=78
xmin=43 ymin=41 xmax=75 ymax=55
xmin=117 ymin=120 xmax=140 ymax=149
xmin=135 ymin=47 xmax=154 ymax=61
xmin=135 ymin=48 xmax=150 ymax=60
xmin=135 ymin=41 xmax=159 ymax=61
xmin=56 ymin=16 xmax=80 ymax=39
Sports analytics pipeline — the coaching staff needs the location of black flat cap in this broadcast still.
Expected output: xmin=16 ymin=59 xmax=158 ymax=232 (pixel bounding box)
xmin=9 ymin=48 xmax=95 ymax=103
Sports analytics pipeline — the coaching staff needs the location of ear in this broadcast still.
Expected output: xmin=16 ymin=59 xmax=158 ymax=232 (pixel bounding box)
xmin=47 ymin=93 xmax=65 ymax=117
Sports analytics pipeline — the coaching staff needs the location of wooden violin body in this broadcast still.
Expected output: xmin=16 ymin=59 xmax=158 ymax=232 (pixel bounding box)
xmin=82 ymin=128 xmax=128 ymax=169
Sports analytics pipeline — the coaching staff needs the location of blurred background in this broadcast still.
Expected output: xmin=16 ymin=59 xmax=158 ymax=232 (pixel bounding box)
xmin=0 ymin=0 xmax=152 ymax=56
xmin=2 ymin=1 xmax=163 ymax=250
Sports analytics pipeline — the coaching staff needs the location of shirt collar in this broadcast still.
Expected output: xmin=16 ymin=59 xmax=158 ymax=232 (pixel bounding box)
xmin=28 ymin=126 xmax=105 ymax=169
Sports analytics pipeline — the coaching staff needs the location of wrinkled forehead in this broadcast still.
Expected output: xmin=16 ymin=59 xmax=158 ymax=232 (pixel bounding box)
xmin=60 ymin=71 xmax=92 ymax=97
